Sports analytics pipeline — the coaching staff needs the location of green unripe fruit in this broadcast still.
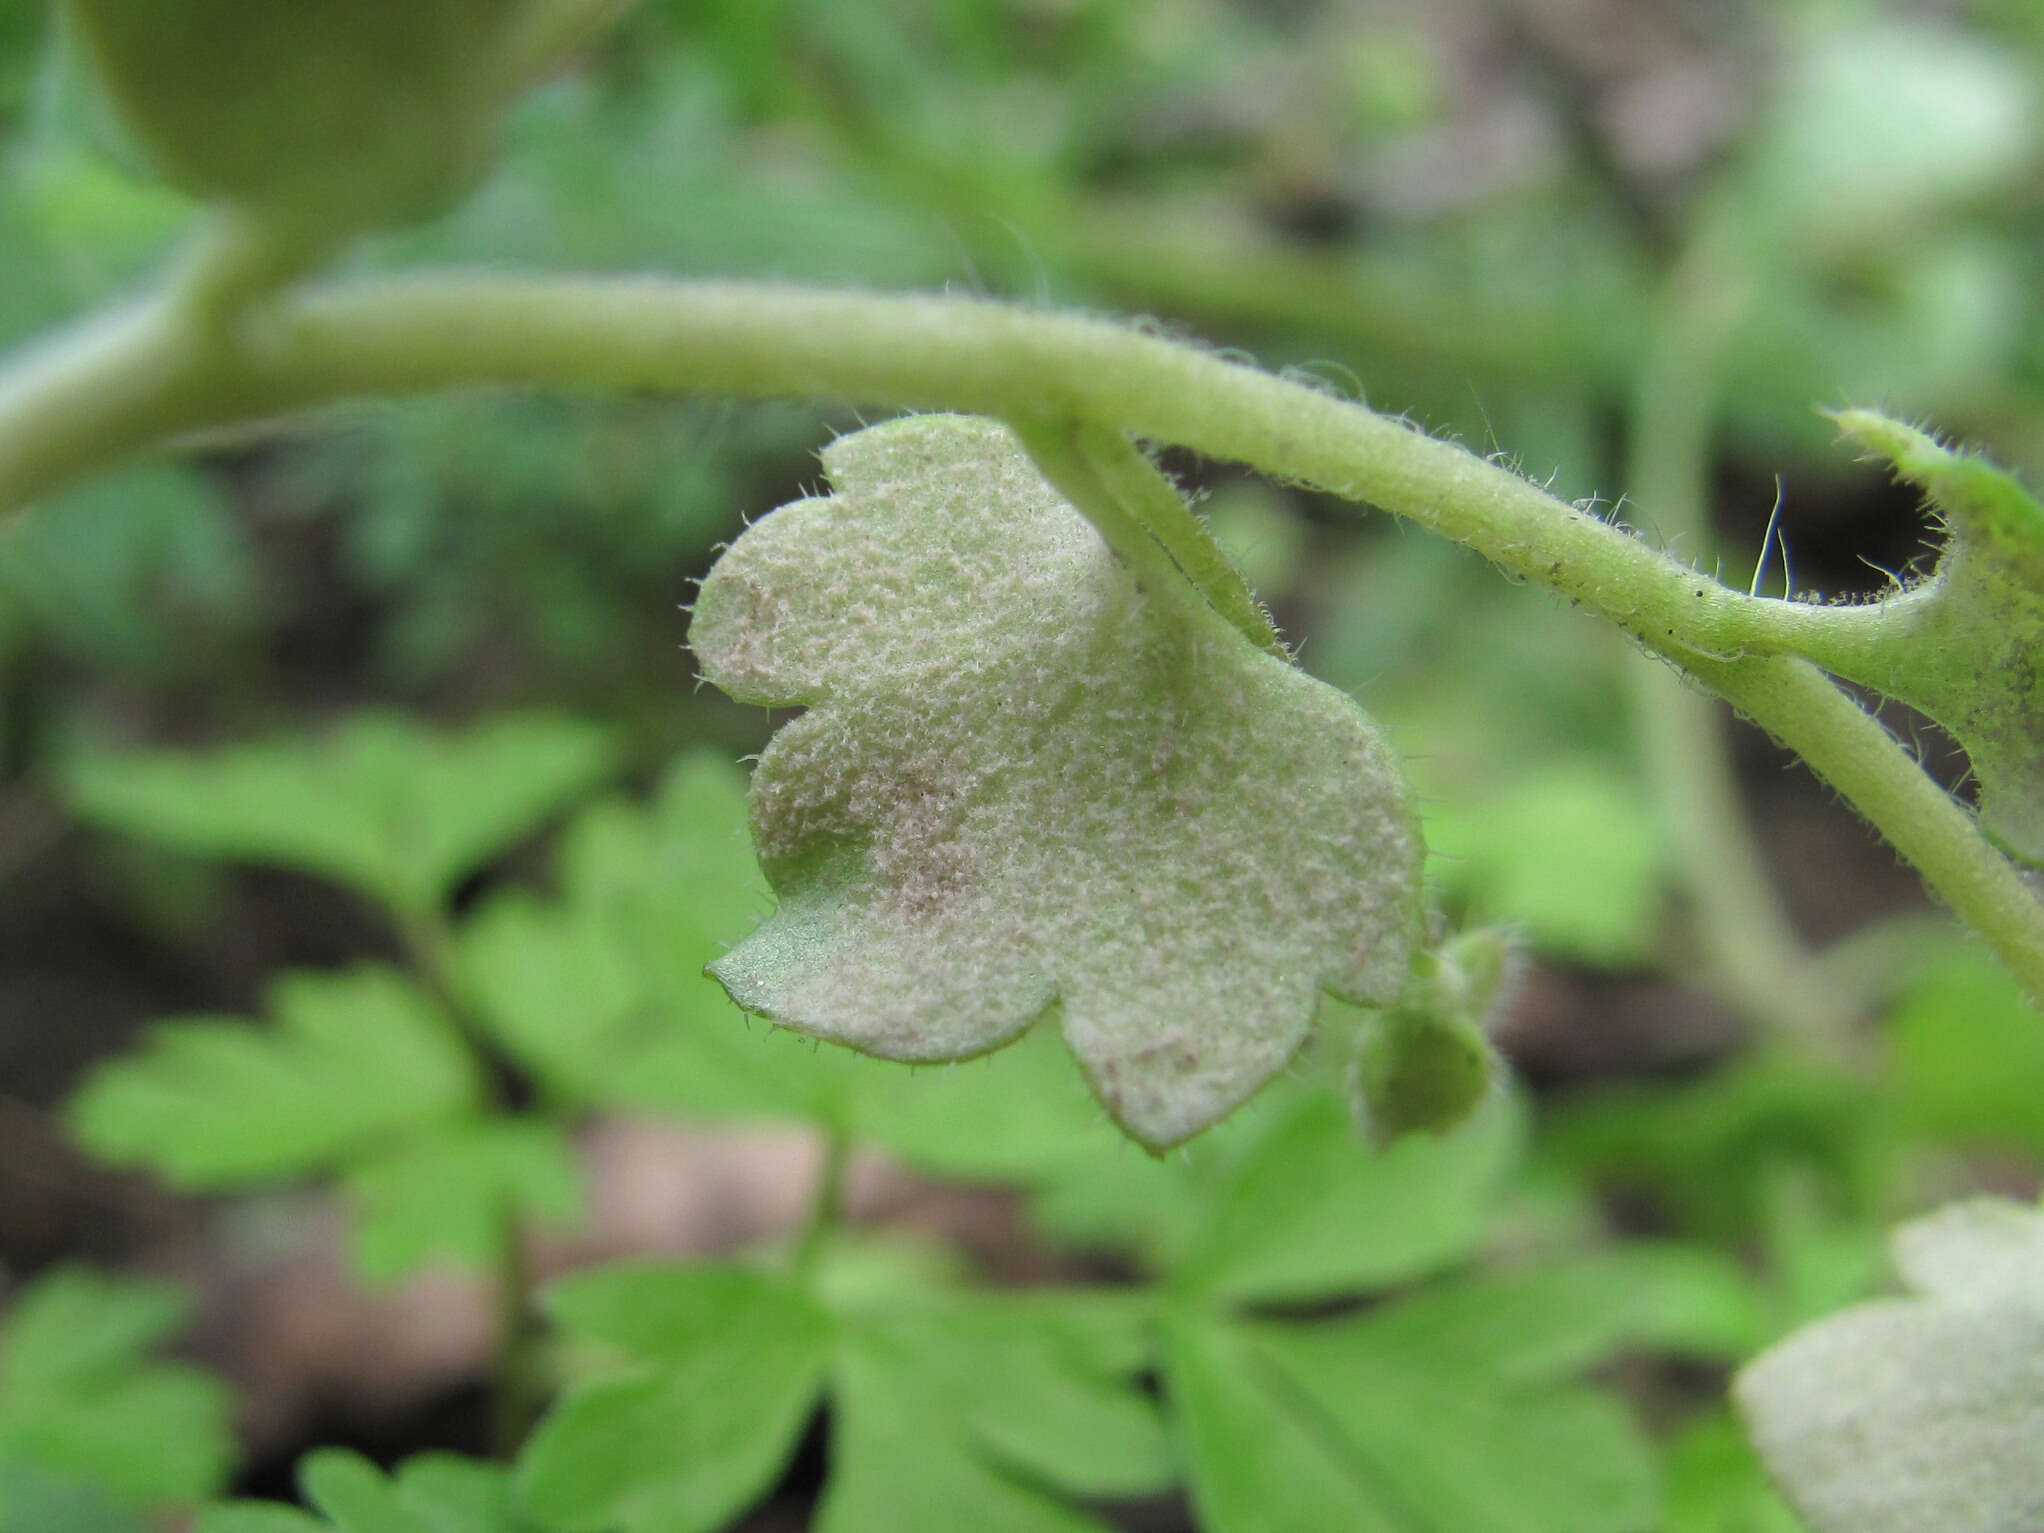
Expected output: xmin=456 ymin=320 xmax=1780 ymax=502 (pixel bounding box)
xmin=65 ymin=0 xmax=523 ymax=233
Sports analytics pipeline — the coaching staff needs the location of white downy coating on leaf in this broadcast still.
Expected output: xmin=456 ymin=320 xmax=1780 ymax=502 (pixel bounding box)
xmin=689 ymin=415 xmax=1422 ymax=1148
xmin=1735 ymin=1197 xmax=2044 ymax=1533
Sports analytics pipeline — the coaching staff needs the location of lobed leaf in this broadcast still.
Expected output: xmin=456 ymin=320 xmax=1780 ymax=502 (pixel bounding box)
xmin=818 ymin=1324 xmax=1128 ymax=1533
xmin=1168 ymin=1246 xmax=1753 ymax=1533
xmin=1168 ymin=1310 xmax=1655 ymax=1533
xmin=1165 ymin=1084 xmax=1523 ymax=1305
xmin=0 ymin=1268 xmax=234 ymax=1509
xmin=67 ymin=712 xmax=617 ymax=917
xmin=68 ymin=966 xmax=479 ymax=1187
xmin=1151 ymin=1127 xmax=1755 ymax=1533
xmin=1736 ymin=1197 xmax=2044 ymax=1533
xmin=820 ymin=1290 xmax=1171 ymax=1517
xmin=689 ymin=413 xmax=1424 ymax=1148
xmin=197 ymin=1451 xmax=536 ymax=1533
xmin=522 ymin=1258 xmax=1166 ymax=1533
xmin=343 ymin=1118 xmax=583 ymax=1284
xmin=518 ymin=1265 xmax=830 ymax=1533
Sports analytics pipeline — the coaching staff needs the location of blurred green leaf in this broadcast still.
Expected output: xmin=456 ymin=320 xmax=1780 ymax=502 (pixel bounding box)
xmin=0 ymin=462 xmax=253 ymax=677
xmin=12 ymin=147 xmax=193 ymax=302
xmin=459 ymin=751 xmax=856 ymax=1120
xmin=1343 ymin=1247 xmax=1766 ymax=1376
xmin=518 ymin=1265 xmax=831 ymax=1533
xmin=525 ymin=1257 xmax=1167 ymax=1533
xmin=820 ymin=1287 xmax=1170 ymax=1523
xmin=1889 ymin=944 xmax=2044 ymax=1151
xmin=194 ymin=1507 xmax=325 ymax=1533
xmin=1737 ymin=20 xmax=2037 ymax=258
xmin=1167 ymin=1214 xmax=1760 ymax=1532
xmin=343 ymin=1118 xmax=583 ymax=1284
xmin=1168 ymin=1318 xmax=1399 ymax=1533
xmin=1662 ymin=1412 xmax=1806 ymax=1533
xmin=1731 ymin=235 xmax=2026 ymax=440
xmin=1545 ymin=1051 xmax=1892 ymax=1244
xmin=1754 ymin=1167 xmax=1890 ymax=1335
xmin=0 ymin=1269 xmax=233 ymax=1508
xmin=1135 ymin=1092 xmax=1768 ymax=1533
xmin=0 ymin=1455 xmax=152 ymax=1533
xmin=850 ymin=1021 xmax=1127 ymax=1184
xmin=69 ymin=966 xmax=478 ymax=1185
xmin=1168 ymin=1085 xmax=1524 ymax=1304
xmin=1170 ymin=1285 xmax=1667 ymax=1533
xmin=0 ymin=4 xmax=45 ymax=124
xmin=1425 ymin=759 xmax=1667 ymax=969
xmin=67 ymin=712 xmax=618 ymax=918
xmin=199 ymin=1451 xmax=536 ymax=1533
xmin=1026 ymin=1074 xmax=1520 ymax=1282
xmin=818 ymin=1297 xmax=1168 ymax=1533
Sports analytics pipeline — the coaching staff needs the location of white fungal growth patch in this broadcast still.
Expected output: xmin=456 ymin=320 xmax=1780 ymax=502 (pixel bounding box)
xmin=688 ymin=415 xmax=1423 ymax=1149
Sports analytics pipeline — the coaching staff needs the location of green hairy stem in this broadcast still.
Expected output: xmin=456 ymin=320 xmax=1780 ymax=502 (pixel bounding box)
xmin=1 ymin=232 xmax=2039 ymax=1008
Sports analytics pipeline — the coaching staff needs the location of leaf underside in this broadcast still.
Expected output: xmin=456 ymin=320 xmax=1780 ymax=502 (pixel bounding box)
xmin=1736 ymin=1196 xmax=2044 ymax=1533
xmin=689 ymin=414 xmax=1423 ymax=1148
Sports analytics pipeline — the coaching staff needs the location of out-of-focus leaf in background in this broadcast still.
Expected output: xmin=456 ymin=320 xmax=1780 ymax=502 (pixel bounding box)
xmin=197 ymin=1451 xmax=537 ymax=1533
xmin=342 ymin=1119 xmax=583 ymax=1285
xmin=520 ymin=1258 xmax=1170 ymax=1533
xmin=0 ymin=1268 xmax=233 ymax=1511
xmin=66 ymin=714 xmax=617 ymax=920
xmin=68 ymin=966 xmax=480 ymax=1186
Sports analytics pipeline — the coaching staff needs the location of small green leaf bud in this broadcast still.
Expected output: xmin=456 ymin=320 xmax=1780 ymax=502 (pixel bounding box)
xmin=1346 ymin=928 xmax=1517 ymax=1148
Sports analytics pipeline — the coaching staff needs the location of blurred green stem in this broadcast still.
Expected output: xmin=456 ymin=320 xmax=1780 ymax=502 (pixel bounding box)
xmin=394 ymin=897 xmax=548 ymax=1454
xmin=0 ymin=270 xmax=2039 ymax=1006
xmin=491 ymin=1194 xmax=543 ymax=1456
xmin=794 ymin=1126 xmax=851 ymax=1277
xmin=1624 ymin=216 xmax=1855 ymax=1045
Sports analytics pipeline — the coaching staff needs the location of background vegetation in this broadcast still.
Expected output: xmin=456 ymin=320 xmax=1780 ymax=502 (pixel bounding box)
xmin=3 ymin=1 xmax=2044 ymax=1528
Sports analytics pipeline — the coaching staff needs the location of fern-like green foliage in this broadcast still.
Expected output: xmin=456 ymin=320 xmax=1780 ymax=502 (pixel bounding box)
xmin=513 ymin=1085 xmax=1759 ymax=1533
xmin=67 ymin=965 xmax=582 ymax=1282
xmin=195 ymin=1450 xmax=533 ymax=1533
xmin=689 ymin=414 xmax=1424 ymax=1148
xmin=520 ymin=1259 xmax=1170 ymax=1533
xmin=0 ymin=1268 xmax=234 ymax=1512
xmin=66 ymin=711 xmax=617 ymax=919
xmin=69 ymin=966 xmax=481 ymax=1184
